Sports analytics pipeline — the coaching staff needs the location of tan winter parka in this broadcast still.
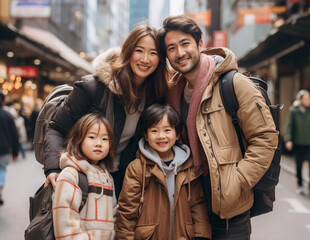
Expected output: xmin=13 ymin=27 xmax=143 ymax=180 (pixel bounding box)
xmin=168 ymin=47 xmax=279 ymax=219
xmin=116 ymin=151 xmax=211 ymax=240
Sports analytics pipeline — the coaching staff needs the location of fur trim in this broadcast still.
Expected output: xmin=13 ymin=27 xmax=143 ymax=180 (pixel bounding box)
xmin=92 ymin=47 xmax=121 ymax=86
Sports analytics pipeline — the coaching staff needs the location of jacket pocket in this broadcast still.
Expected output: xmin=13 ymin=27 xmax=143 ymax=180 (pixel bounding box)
xmin=184 ymin=223 xmax=194 ymax=240
xmin=135 ymin=224 xmax=157 ymax=240
xmin=217 ymin=147 xmax=242 ymax=211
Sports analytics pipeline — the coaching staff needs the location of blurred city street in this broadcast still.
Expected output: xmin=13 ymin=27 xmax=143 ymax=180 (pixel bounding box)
xmin=0 ymin=150 xmax=310 ymax=240
xmin=0 ymin=150 xmax=45 ymax=240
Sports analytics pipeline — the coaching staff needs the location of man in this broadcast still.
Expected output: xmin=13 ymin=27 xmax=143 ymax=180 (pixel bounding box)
xmin=0 ymin=91 xmax=19 ymax=205
xmin=285 ymin=89 xmax=310 ymax=195
xmin=157 ymin=15 xmax=278 ymax=239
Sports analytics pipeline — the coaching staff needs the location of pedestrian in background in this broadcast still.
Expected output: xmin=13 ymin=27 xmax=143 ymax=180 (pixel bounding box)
xmin=117 ymin=104 xmax=211 ymax=239
xmin=53 ymin=113 xmax=116 ymax=239
xmin=157 ymin=15 xmax=278 ymax=239
xmin=285 ymin=89 xmax=310 ymax=195
xmin=4 ymin=100 xmax=28 ymax=159
xmin=0 ymin=92 xmax=19 ymax=205
xmin=43 ymin=25 xmax=168 ymax=199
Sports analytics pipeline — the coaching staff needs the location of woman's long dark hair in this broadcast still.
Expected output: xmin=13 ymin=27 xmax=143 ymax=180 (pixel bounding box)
xmin=112 ymin=25 xmax=168 ymax=112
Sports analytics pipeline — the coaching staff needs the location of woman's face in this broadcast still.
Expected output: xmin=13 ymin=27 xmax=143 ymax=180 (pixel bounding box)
xmin=130 ymin=35 xmax=159 ymax=88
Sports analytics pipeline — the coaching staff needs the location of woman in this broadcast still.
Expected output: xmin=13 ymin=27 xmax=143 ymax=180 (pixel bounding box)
xmin=43 ymin=25 xmax=168 ymax=198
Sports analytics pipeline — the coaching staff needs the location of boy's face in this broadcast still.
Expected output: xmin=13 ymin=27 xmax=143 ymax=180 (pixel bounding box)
xmin=164 ymin=30 xmax=203 ymax=74
xmin=145 ymin=114 xmax=178 ymax=161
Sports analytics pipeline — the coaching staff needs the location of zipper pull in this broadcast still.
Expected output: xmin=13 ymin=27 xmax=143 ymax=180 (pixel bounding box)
xmin=255 ymin=99 xmax=262 ymax=109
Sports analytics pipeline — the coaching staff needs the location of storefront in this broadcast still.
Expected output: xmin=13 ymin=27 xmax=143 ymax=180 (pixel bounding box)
xmin=238 ymin=12 xmax=310 ymax=134
xmin=0 ymin=21 xmax=92 ymax=116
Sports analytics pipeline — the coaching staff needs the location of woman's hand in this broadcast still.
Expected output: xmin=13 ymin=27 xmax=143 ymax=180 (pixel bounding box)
xmin=44 ymin=172 xmax=59 ymax=190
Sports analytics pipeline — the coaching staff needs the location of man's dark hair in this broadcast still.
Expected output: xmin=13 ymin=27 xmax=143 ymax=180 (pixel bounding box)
xmin=157 ymin=15 xmax=202 ymax=61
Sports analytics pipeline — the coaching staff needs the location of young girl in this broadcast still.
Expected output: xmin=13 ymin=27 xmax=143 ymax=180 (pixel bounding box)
xmin=52 ymin=113 xmax=117 ymax=240
xmin=116 ymin=104 xmax=211 ymax=240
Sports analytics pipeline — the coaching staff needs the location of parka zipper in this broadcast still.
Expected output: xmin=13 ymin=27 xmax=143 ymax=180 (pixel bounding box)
xmin=204 ymin=115 xmax=222 ymax=215
xmin=206 ymin=114 xmax=220 ymax=145
xmin=255 ymin=99 xmax=267 ymax=124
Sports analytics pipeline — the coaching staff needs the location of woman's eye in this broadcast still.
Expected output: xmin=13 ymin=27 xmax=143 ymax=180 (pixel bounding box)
xmin=88 ymin=136 xmax=95 ymax=139
xmin=150 ymin=51 xmax=158 ymax=55
xmin=102 ymin=137 xmax=109 ymax=141
xmin=135 ymin=49 xmax=143 ymax=53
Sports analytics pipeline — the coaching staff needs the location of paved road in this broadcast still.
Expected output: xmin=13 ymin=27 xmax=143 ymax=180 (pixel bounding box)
xmin=0 ymin=151 xmax=45 ymax=240
xmin=0 ymin=151 xmax=310 ymax=239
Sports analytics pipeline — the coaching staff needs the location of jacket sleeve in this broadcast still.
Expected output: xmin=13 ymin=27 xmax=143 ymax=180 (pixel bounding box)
xmin=44 ymin=75 xmax=98 ymax=175
xmin=116 ymin=160 xmax=142 ymax=240
xmin=190 ymin=177 xmax=212 ymax=239
xmin=284 ymin=106 xmax=294 ymax=142
xmin=52 ymin=167 xmax=93 ymax=240
xmin=234 ymin=74 xmax=279 ymax=190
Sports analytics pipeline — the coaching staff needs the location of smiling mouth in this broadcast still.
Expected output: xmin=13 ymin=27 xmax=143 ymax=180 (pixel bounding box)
xmin=157 ymin=142 xmax=168 ymax=146
xmin=176 ymin=58 xmax=189 ymax=66
xmin=138 ymin=65 xmax=150 ymax=71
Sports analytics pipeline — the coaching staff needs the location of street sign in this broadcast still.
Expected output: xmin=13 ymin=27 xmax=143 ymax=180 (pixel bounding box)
xmin=7 ymin=66 xmax=38 ymax=78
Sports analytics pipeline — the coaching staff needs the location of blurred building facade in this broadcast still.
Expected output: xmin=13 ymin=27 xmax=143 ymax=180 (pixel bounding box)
xmin=229 ymin=0 xmax=310 ymax=134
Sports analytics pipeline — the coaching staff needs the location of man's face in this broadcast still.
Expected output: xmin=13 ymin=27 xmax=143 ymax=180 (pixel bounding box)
xmin=164 ymin=30 xmax=203 ymax=74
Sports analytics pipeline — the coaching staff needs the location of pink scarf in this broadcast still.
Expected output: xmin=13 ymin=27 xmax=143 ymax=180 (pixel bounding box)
xmin=168 ymin=54 xmax=215 ymax=171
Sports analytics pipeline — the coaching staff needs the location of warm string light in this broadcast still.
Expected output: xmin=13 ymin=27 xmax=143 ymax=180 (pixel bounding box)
xmin=0 ymin=74 xmax=24 ymax=94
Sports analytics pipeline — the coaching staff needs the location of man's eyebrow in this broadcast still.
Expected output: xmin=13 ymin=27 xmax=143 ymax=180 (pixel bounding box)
xmin=166 ymin=37 xmax=191 ymax=48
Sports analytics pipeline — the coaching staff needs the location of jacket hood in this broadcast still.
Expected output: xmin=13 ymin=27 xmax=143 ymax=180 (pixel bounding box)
xmin=59 ymin=152 xmax=108 ymax=176
xmin=92 ymin=47 xmax=121 ymax=88
xmin=138 ymin=138 xmax=191 ymax=175
xmin=201 ymin=47 xmax=238 ymax=82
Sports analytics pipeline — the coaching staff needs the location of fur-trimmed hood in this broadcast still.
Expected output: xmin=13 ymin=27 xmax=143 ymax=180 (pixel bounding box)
xmin=92 ymin=47 xmax=121 ymax=91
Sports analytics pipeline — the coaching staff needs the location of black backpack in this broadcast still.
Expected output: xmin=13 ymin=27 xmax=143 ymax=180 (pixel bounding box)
xmin=33 ymin=78 xmax=108 ymax=164
xmin=24 ymin=171 xmax=88 ymax=240
xmin=219 ymin=70 xmax=283 ymax=217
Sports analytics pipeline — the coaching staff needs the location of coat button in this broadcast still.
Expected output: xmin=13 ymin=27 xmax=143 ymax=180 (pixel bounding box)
xmin=218 ymin=104 xmax=222 ymax=107
xmin=205 ymin=107 xmax=208 ymax=112
xmin=203 ymin=132 xmax=206 ymax=136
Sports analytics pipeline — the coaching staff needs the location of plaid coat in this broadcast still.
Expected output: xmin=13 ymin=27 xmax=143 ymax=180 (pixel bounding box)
xmin=52 ymin=153 xmax=117 ymax=239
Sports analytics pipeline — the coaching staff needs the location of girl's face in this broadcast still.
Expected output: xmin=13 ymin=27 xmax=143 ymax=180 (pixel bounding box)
xmin=145 ymin=114 xmax=178 ymax=161
xmin=130 ymin=35 xmax=159 ymax=88
xmin=81 ymin=122 xmax=110 ymax=165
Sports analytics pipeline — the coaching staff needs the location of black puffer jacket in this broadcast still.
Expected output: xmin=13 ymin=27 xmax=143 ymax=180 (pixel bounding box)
xmin=44 ymin=48 xmax=141 ymax=181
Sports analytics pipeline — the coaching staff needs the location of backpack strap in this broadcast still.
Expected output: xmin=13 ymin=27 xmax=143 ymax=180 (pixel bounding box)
xmin=219 ymin=70 xmax=245 ymax=156
xmin=94 ymin=80 xmax=109 ymax=116
xmin=77 ymin=171 xmax=88 ymax=212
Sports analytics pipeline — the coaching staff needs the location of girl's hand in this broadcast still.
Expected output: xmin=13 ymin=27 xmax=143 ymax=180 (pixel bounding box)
xmin=44 ymin=172 xmax=59 ymax=190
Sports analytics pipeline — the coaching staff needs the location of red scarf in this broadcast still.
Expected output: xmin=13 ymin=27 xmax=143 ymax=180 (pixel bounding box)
xmin=168 ymin=54 xmax=215 ymax=171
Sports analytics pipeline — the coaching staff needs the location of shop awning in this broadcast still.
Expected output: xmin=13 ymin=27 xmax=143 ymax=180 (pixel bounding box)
xmin=21 ymin=26 xmax=92 ymax=74
xmin=0 ymin=22 xmax=92 ymax=74
xmin=238 ymin=12 xmax=310 ymax=70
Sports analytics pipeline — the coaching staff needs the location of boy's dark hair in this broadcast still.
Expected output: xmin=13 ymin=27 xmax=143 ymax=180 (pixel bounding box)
xmin=140 ymin=103 xmax=183 ymax=137
xmin=157 ymin=15 xmax=202 ymax=61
